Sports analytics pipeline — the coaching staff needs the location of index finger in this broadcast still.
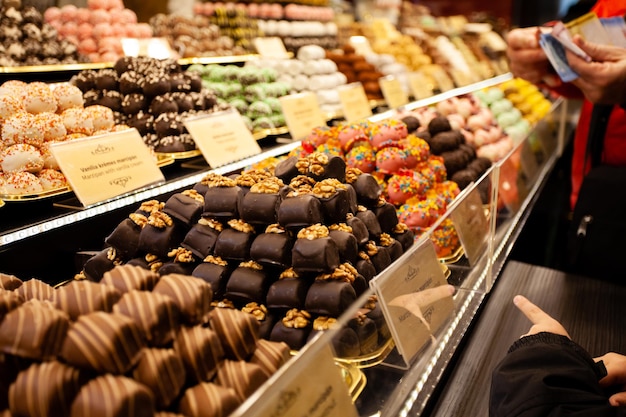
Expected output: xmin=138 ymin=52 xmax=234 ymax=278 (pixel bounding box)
xmin=513 ymin=295 xmax=552 ymax=325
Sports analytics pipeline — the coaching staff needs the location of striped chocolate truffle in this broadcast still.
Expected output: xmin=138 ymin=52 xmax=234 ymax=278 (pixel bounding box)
xmin=132 ymin=348 xmax=186 ymax=409
xmin=209 ymin=307 xmax=259 ymax=361
xmin=101 ymin=264 xmax=160 ymax=293
xmin=249 ymin=339 xmax=291 ymax=378
xmin=0 ymin=273 xmax=22 ymax=291
xmin=0 ymin=300 xmax=69 ymax=360
xmin=70 ymin=374 xmax=155 ymax=417
xmin=14 ymin=279 xmax=54 ymax=301
xmin=215 ymin=360 xmax=268 ymax=402
xmin=174 ymin=325 xmax=224 ymax=384
xmin=113 ymin=290 xmax=180 ymax=346
xmin=153 ymin=274 xmax=212 ymax=324
xmin=8 ymin=361 xmax=87 ymax=417
xmin=0 ymin=291 xmax=23 ymax=322
xmin=178 ymin=383 xmax=240 ymax=417
xmin=60 ymin=312 xmax=145 ymax=374
xmin=53 ymin=280 xmax=122 ymax=320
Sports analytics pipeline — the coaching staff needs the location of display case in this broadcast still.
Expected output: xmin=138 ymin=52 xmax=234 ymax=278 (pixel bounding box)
xmin=0 ymin=73 xmax=573 ymax=416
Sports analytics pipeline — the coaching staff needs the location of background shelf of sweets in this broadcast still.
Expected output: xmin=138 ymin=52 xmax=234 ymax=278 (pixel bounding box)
xmin=0 ymin=2 xmax=566 ymax=417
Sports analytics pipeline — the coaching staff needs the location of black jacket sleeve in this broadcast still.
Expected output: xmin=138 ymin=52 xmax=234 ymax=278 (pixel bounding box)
xmin=490 ymin=332 xmax=626 ymax=417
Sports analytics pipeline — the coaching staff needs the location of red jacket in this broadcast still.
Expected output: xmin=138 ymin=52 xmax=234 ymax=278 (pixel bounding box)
xmin=562 ymin=0 xmax=626 ymax=208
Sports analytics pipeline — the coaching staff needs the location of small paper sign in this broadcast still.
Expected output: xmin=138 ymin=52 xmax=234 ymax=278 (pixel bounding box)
xmin=121 ymin=37 xmax=176 ymax=59
xmin=450 ymin=186 xmax=489 ymax=266
xmin=184 ymin=109 xmax=262 ymax=168
xmin=253 ymin=37 xmax=289 ymax=59
xmin=431 ymin=68 xmax=456 ymax=92
xmin=408 ymin=72 xmax=434 ymax=100
xmin=235 ymin=343 xmax=358 ymax=417
xmin=337 ymin=82 xmax=373 ymax=123
xmin=50 ymin=129 xmax=165 ymax=207
xmin=279 ymin=92 xmax=327 ymax=140
xmin=379 ymin=76 xmax=409 ymax=109
xmin=371 ymin=239 xmax=454 ymax=363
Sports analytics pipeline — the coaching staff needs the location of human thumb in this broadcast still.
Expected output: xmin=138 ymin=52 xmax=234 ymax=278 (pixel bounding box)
xmin=573 ymin=35 xmax=624 ymax=61
xmin=609 ymin=391 xmax=626 ymax=407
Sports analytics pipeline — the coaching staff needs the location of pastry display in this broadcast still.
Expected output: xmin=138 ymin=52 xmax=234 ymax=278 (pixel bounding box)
xmin=150 ymin=13 xmax=247 ymax=58
xmin=0 ymin=2 xmax=88 ymax=67
xmin=326 ymin=44 xmax=385 ymax=101
xmin=194 ymin=3 xmax=261 ymax=52
xmin=44 ymin=2 xmax=152 ymax=63
xmin=71 ymin=56 xmax=225 ymax=153
xmin=0 ymin=267 xmax=290 ymax=416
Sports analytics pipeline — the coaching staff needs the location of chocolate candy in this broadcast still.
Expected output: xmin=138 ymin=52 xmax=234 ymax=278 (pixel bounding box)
xmin=0 ymin=273 xmax=22 ymax=291
xmin=266 ymin=276 xmax=311 ymax=311
xmin=8 ymin=361 xmax=87 ymax=417
xmin=104 ymin=217 xmax=143 ymax=260
xmin=349 ymin=313 xmax=379 ymax=355
xmin=60 ymin=312 xmax=145 ymax=374
xmin=178 ymin=383 xmax=240 ymax=417
xmin=249 ymin=339 xmax=291 ymax=378
xmin=0 ymin=301 xmax=69 ymax=360
xmin=329 ymin=228 xmax=359 ymax=265
xmin=203 ymin=185 xmax=244 ymax=220
xmin=82 ymin=248 xmax=119 ymax=282
xmin=356 ymin=209 xmax=382 ymax=240
xmin=138 ymin=212 xmax=185 ymax=258
xmin=113 ymin=290 xmax=180 ymax=346
xmin=277 ymin=194 xmax=323 ymax=229
xmin=269 ymin=309 xmax=311 ymax=351
xmin=374 ymin=202 xmax=399 ymax=234
xmin=427 ymin=115 xmax=451 ymax=136
xmin=0 ymin=291 xmax=23 ymax=322
xmin=70 ymin=374 xmax=155 ymax=417
xmin=307 ymin=153 xmax=346 ymax=183
xmin=213 ymin=226 xmax=255 ymax=262
xmin=430 ymin=130 xmax=463 ymax=154
xmin=240 ymin=191 xmax=282 ymax=225
xmin=273 ymin=155 xmax=300 ymax=184
xmin=367 ymin=243 xmax=392 ymax=273
xmin=292 ymin=236 xmax=340 ymax=274
xmin=225 ymin=262 xmax=272 ymax=305
xmin=53 ymin=280 xmax=121 ymax=320
xmin=181 ymin=219 xmax=222 ymax=259
xmin=174 ymin=326 xmax=224 ymax=384
xmin=392 ymin=223 xmax=415 ymax=252
xmin=101 ymin=264 xmax=160 ymax=293
xmin=133 ymin=348 xmax=186 ymax=408
xmin=241 ymin=302 xmax=276 ymax=340
xmin=316 ymin=187 xmax=351 ymax=224
xmin=216 ymin=360 xmax=268 ymax=402
xmin=209 ymin=307 xmax=259 ymax=361
xmin=191 ymin=257 xmax=232 ymax=299
xmin=163 ymin=191 xmax=205 ymax=227
xmin=250 ymin=230 xmax=293 ymax=267
xmin=14 ymin=279 xmax=54 ymax=301
xmin=153 ymin=274 xmax=212 ymax=325
xmin=356 ymin=254 xmax=377 ymax=283
xmin=305 ymin=280 xmax=357 ymax=317
xmin=308 ymin=319 xmax=360 ymax=358
xmin=346 ymin=215 xmax=369 ymax=245
xmin=349 ymin=173 xmax=381 ymax=207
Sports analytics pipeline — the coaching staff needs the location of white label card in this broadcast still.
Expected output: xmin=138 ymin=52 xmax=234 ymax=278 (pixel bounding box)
xmin=234 ymin=343 xmax=358 ymax=417
xmin=50 ymin=129 xmax=165 ymax=207
xmin=253 ymin=37 xmax=290 ymax=58
xmin=371 ymin=239 xmax=454 ymax=363
xmin=408 ymin=72 xmax=434 ymax=100
xmin=184 ymin=109 xmax=262 ymax=168
xmin=450 ymin=186 xmax=489 ymax=266
xmin=121 ymin=37 xmax=176 ymax=59
xmin=337 ymin=82 xmax=373 ymax=123
xmin=379 ymin=76 xmax=409 ymax=109
xmin=279 ymin=92 xmax=327 ymax=140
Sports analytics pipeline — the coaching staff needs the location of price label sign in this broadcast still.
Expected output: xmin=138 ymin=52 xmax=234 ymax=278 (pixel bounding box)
xmin=50 ymin=129 xmax=165 ymax=207
xmin=337 ymin=82 xmax=373 ymax=123
xmin=450 ymin=186 xmax=489 ymax=266
xmin=408 ymin=72 xmax=434 ymax=100
xmin=253 ymin=37 xmax=289 ymax=59
xmin=371 ymin=239 xmax=454 ymax=364
xmin=279 ymin=92 xmax=327 ymax=140
xmin=121 ymin=37 xmax=176 ymax=59
xmin=184 ymin=109 xmax=262 ymax=168
xmin=431 ymin=67 xmax=456 ymax=92
xmin=379 ymin=76 xmax=409 ymax=109
xmin=234 ymin=343 xmax=358 ymax=417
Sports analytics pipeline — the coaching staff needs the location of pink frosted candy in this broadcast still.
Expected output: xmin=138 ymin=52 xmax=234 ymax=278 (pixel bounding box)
xmin=108 ymin=9 xmax=123 ymax=24
xmin=60 ymin=4 xmax=78 ymax=23
xmin=88 ymin=0 xmax=108 ymax=9
xmin=110 ymin=23 xmax=126 ymax=37
xmin=77 ymin=22 xmax=93 ymax=40
xmin=99 ymin=51 xmax=120 ymax=63
xmin=136 ymin=23 xmax=153 ymax=38
xmin=44 ymin=6 xmax=61 ymax=23
xmin=108 ymin=0 xmax=124 ymax=10
xmin=193 ymin=3 xmax=204 ymax=14
xmin=125 ymin=25 xmax=139 ymax=38
xmin=338 ymin=124 xmax=368 ymax=152
xmin=120 ymin=8 xmax=137 ymax=24
xmin=92 ymin=22 xmax=113 ymax=38
xmin=76 ymin=8 xmax=91 ymax=24
xmin=59 ymin=21 xmax=78 ymax=38
xmin=467 ymin=113 xmax=489 ymax=131
xmin=98 ymin=37 xmax=122 ymax=53
xmin=88 ymin=52 xmax=101 ymax=63
xmin=456 ymin=97 xmax=475 ymax=118
xmin=436 ymin=98 xmax=457 ymax=116
xmin=376 ymin=147 xmax=407 ymax=174
xmin=270 ymin=3 xmax=283 ymax=18
xmin=446 ymin=113 xmax=465 ymax=131
xmin=90 ymin=8 xmax=111 ymax=25
xmin=246 ymin=3 xmax=258 ymax=16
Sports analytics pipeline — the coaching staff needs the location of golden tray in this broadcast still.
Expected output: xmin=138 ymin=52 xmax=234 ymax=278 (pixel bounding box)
xmin=334 ymin=336 xmax=395 ymax=369
xmin=339 ymin=361 xmax=367 ymax=402
xmin=438 ymin=244 xmax=464 ymax=264
xmin=154 ymin=149 xmax=202 ymax=160
xmin=0 ymin=186 xmax=72 ymax=202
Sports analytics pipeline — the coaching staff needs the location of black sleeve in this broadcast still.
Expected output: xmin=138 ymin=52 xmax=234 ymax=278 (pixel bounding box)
xmin=490 ymin=332 xmax=626 ymax=417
